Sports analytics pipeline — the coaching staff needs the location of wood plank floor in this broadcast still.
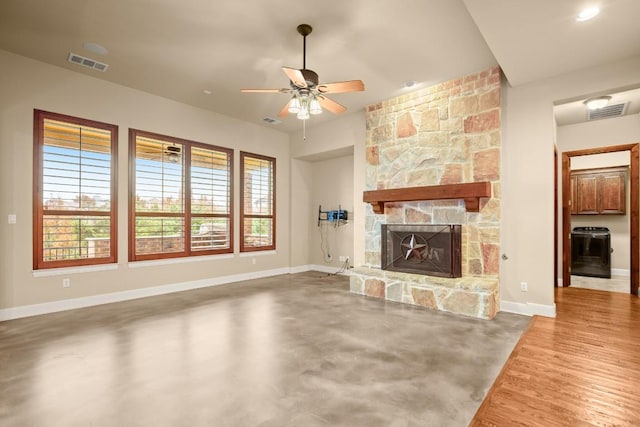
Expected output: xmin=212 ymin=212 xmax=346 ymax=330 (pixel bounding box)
xmin=471 ymin=287 xmax=640 ymax=426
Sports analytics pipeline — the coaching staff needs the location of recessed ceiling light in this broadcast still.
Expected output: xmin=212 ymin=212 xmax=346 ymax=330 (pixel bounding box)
xmin=584 ymin=95 xmax=611 ymax=110
xmin=576 ymin=6 xmax=600 ymax=22
xmin=203 ymin=90 xmax=212 ymax=95
xmin=83 ymin=42 xmax=108 ymax=56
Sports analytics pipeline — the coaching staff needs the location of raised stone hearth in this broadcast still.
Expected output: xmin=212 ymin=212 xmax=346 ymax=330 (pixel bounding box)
xmin=350 ymin=267 xmax=499 ymax=319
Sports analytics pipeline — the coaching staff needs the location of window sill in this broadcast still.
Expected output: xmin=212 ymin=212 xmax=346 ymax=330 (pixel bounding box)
xmin=238 ymin=250 xmax=276 ymax=257
xmin=33 ymin=263 xmax=119 ymax=277
xmin=128 ymin=253 xmax=235 ymax=268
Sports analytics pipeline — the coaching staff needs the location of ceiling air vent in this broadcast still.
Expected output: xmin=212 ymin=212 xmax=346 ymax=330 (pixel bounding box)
xmin=587 ymin=102 xmax=628 ymax=121
xmin=263 ymin=117 xmax=281 ymax=125
xmin=67 ymin=52 xmax=109 ymax=72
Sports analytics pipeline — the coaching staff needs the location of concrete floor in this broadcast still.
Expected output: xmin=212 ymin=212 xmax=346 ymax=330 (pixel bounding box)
xmin=0 ymin=272 xmax=530 ymax=427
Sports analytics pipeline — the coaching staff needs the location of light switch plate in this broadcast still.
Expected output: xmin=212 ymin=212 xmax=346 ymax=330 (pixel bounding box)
xmin=8 ymin=214 xmax=16 ymax=224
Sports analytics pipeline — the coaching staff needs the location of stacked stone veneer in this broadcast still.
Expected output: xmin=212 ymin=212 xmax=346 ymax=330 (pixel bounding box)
xmin=351 ymin=67 xmax=502 ymax=319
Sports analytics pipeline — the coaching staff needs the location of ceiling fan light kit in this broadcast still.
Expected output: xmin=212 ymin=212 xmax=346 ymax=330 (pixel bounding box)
xmin=241 ymin=23 xmax=365 ymax=135
xmin=165 ymin=145 xmax=181 ymax=163
xmin=309 ymin=97 xmax=322 ymax=115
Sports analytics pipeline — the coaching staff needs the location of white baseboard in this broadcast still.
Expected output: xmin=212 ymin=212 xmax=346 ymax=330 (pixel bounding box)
xmin=0 ymin=267 xmax=293 ymax=321
xmin=289 ymin=264 xmax=313 ymax=274
xmin=309 ymin=264 xmax=352 ymax=276
xmin=558 ymin=268 xmax=630 ymax=286
xmin=289 ymin=264 xmax=352 ymax=276
xmin=500 ymin=300 xmax=556 ymax=318
xmin=612 ymin=268 xmax=630 ymax=277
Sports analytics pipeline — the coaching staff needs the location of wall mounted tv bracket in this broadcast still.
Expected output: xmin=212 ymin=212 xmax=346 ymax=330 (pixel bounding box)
xmin=318 ymin=205 xmax=348 ymax=226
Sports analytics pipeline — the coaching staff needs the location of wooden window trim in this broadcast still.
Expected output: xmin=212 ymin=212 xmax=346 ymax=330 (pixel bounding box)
xmin=33 ymin=109 xmax=118 ymax=270
xmin=240 ymin=151 xmax=276 ymax=252
xmin=129 ymin=129 xmax=234 ymax=261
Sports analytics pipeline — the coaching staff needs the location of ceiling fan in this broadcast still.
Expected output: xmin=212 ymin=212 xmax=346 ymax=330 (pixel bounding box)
xmin=164 ymin=144 xmax=181 ymax=163
xmin=241 ymin=24 xmax=365 ymax=121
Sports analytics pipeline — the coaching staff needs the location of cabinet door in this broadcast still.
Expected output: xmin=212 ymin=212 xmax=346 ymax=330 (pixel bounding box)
xmin=600 ymin=171 xmax=626 ymax=214
xmin=570 ymin=175 xmax=578 ymax=215
xmin=576 ymin=174 xmax=598 ymax=214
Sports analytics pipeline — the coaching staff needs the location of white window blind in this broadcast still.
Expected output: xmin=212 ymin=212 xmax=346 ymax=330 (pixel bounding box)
xmin=130 ymin=130 xmax=233 ymax=261
xmin=240 ymin=152 xmax=275 ymax=251
xmin=34 ymin=111 xmax=117 ymax=269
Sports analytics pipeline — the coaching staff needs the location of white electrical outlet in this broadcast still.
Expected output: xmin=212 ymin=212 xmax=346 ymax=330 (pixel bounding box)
xmin=520 ymin=282 xmax=528 ymax=292
xmin=8 ymin=214 xmax=16 ymax=224
xmin=338 ymin=255 xmax=346 ymax=262
xmin=63 ymin=278 xmax=70 ymax=288
xmin=252 ymin=258 xmax=256 ymax=265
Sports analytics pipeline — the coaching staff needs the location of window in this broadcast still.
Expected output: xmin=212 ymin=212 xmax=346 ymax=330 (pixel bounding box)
xmin=33 ymin=110 xmax=118 ymax=269
xmin=240 ymin=152 xmax=275 ymax=252
xmin=129 ymin=130 xmax=233 ymax=261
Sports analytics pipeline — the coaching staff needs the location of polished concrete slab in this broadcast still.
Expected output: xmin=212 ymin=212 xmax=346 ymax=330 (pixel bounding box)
xmin=0 ymin=272 xmax=530 ymax=427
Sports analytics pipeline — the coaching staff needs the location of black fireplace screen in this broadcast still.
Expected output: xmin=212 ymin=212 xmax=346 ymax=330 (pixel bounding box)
xmin=381 ymin=224 xmax=461 ymax=278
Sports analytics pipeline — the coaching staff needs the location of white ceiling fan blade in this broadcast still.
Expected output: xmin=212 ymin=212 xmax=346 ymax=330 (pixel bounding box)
xmin=277 ymin=101 xmax=290 ymax=117
xmin=240 ymin=88 xmax=290 ymax=93
xmin=317 ymin=95 xmax=346 ymax=114
xmin=282 ymin=67 xmax=307 ymax=88
xmin=317 ymin=80 xmax=365 ymax=94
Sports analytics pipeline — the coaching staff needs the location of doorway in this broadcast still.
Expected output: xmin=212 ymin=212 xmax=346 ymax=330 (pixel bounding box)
xmin=561 ymin=143 xmax=639 ymax=295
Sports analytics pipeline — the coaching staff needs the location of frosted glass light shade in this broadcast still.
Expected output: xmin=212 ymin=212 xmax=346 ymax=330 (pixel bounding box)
xmin=288 ymin=97 xmax=301 ymax=114
xmin=297 ymin=108 xmax=310 ymax=120
xmin=309 ymin=97 xmax=322 ymax=115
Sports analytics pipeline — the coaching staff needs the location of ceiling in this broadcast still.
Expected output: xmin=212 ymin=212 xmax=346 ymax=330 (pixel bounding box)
xmin=1 ymin=0 xmax=639 ymax=133
xmin=555 ymin=87 xmax=640 ymax=127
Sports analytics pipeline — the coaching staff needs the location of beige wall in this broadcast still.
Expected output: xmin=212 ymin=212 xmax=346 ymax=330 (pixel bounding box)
xmin=289 ymin=113 xmax=365 ymax=269
xmin=290 ymin=112 xmax=364 ymax=160
xmin=289 ymin=158 xmax=312 ymax=268
xmin=0 ymin=50 xmax=291 ymax=310
xmin=310 ymin=155 xmax=354 ymax=267
xmin=501 ymin=55 xmax=640 ymax=308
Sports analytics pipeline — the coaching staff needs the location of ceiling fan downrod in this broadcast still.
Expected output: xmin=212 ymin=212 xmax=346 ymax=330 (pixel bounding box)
xmin=297 ymin=24 xmax=312 ymax=70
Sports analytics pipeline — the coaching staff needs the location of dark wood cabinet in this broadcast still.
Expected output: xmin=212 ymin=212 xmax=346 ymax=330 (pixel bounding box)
xmin=570 ymin=175 xmax=578 ymax=215
xmin=571 ymin=166 xmax=627 ymax=215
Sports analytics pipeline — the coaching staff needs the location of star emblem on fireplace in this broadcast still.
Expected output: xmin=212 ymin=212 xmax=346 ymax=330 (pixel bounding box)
xmin=400 ymin=234 xmax=427 ymax=262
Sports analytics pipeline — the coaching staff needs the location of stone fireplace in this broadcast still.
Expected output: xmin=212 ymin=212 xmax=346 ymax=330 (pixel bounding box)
xmin=350 ymin=67 xmax=502 ymax=319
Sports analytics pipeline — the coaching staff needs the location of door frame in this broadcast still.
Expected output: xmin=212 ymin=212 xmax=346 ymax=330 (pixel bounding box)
xmin=561 ymin=143 xmax=639 ymax=295
xmin=554 ymin=145 xmax=558 ymax=287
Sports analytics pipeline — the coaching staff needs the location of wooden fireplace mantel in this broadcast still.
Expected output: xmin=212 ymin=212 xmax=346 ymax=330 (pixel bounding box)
xmin=363 ymin=182 xmax=491 ymax=213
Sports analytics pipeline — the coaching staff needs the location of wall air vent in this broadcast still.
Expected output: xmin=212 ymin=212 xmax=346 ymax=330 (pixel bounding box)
xmin=587 ymin=102 xmax=628 ymax=121
xmin=263 ymin=117 xmax=281 ymax=125
xmin=67 ymin=52 xmax=109 ymax=72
